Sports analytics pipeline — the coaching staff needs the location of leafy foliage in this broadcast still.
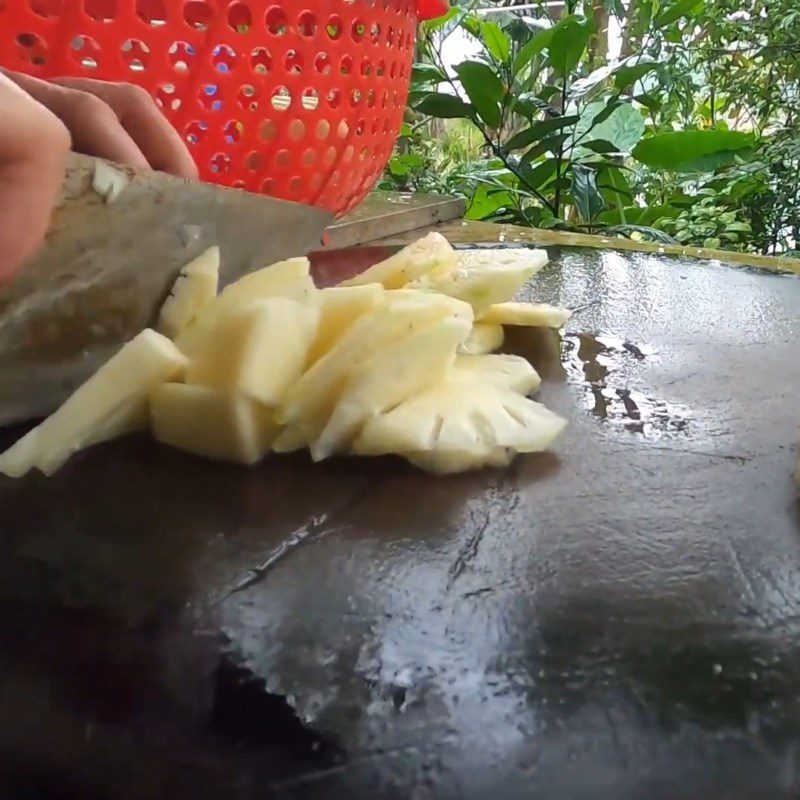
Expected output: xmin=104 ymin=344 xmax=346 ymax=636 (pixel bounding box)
xmin=381 ymin=0 xmax=800 ymax=255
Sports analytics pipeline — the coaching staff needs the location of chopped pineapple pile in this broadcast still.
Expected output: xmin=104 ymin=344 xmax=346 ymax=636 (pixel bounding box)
xmin=0 ymin=233 xmax=571 ymax=478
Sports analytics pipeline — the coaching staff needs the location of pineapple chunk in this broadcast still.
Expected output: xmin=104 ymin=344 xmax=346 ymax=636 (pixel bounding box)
xmin=480 ymin=302 xmax=571 ymax=328
xmin=341 ymin=232 xmax=457 ymax=290
xmin=158 ymin=246 xmax=220 ymax=339
xmin=151 ymin=384 xmax=278 ymax=464
xmin=411 ymin=248 xmax=548 ymax=316
xmin=185 ymin=297 xmax=319 ymax=407
xmin=0 ymin=329 xmax=187 ymax=477
xmin=459 ymin=323 xmax=504 ymax=355
xmin=405 ymin=448 xmax=514 ymax=475
xmin=175 ymin=258 xmax=315 ymax=355
xmin=279 ymin=294 xmax=473 ymax=436
xmin=271 ymin=425 xmax=308 ymax=454
xmin=312 ymin=316 xmax=470 ymax=461
xmin=452 ymin=354 xmax=541 ymax=396
xmin=353 ymin=379 xmax=566 ymax=464
xmin=307 ymin=284 xmax=384 ymax=365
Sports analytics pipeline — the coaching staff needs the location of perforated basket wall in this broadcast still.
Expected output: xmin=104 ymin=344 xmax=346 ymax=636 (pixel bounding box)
xmin=0 ymin=0 xmax=443 ymax=214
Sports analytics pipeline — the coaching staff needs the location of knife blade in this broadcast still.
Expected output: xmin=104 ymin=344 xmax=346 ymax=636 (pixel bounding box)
xmin=0 ymin=153 xmax=333 ymax=426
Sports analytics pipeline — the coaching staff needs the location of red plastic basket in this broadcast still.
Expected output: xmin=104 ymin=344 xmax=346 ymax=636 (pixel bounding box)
xmin=0 ymin=0 xmax=449 ymax=215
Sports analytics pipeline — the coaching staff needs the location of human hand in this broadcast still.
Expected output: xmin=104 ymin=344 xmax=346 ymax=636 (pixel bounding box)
xmin=0 ymin=71 xmax=197 ymax=283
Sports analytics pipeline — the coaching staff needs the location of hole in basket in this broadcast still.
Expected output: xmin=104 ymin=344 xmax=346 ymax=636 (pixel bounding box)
xmin=387 ymin=25 xmax=394 ymax=47
xmin=245 ymin=151 xmax=263 ymax=171
xmin=326 ymin=15 xmax=342 ymax=39
xmin=70 ymin=35 xmax=101 ymax=69
xmin=327 ymin=89 xmax=340 ymax=109
xmin=259 ymin=119 xmax=277 ymax=141
xmin=366 ymin=89 xmax=376 ymax=108
xmin=210 ymin=153 xmax=232 ymax=174
xmin=274 ymin=149 xmax=291 ymax=169
xmin=265 ymin=5 xmax=288 ymax=35
xmin=212 ymin=44 xmax=238 ymax=73
xmin=330 ymin=170 xmax=341 ymax=186
xmin=288 ymin=119 xmax=306 ymax=142
xmin=298 ymin=10 xmax=316 ymax=36
xmin=183 ymin=0 xmax=213 ymax=30
xmin=370 ymin=118 xmax=379 ymax=135
xmin=227 ymin=1 xmax=251 ymax=33
xmin=310 ymin=174 xmax=323 ymax=191
xmin=185 ymin=120 xmax=208 ymax=145
xmin=360 ymin=146 xmax=370 ymax=161
xmin=301 ymin=148 xmax=316 ymax=167
xmin=155 ymin=82 xmax=177 ymax=108
xmin=288 ymin=176 xmax=302 ymax=197
xmin=223 ymin=120 xmax=244 ymax=143
xmin=270 ymin=87 xmax=291 ymax=112
xmin=122 ymin=39 xmax=150 ymax=71
xmin=390 ymin=61 xmax=398 ymax=79
xmin=251 ymin=46 xmax=271 ymax=74
xmin=351 ymin=19 xmax=366 ymax=41
xmin=360 ymin=58 xmax=372 ymax=77
xmin=342 ymin=145 xmax=354 ymax=163
xmin=169 ymin=41 xmax=196 ymax=71
xmin=356 ymin=118 xmax=366 ymax=135
xmin=261 ymin=178 xmax=274 ymax=194
xmin=370 ymin=22 xmax=381 ymax=43
xmin=285 ymin=50 xmax=303 ymax=75
xmin=376 ymin=59 xmax=386 ymax=77
xmin=337 ymin=120 xmax=350 ymax=139
xmin=315 ymin=119 xmax=330 ymax=140
xmin=16 ymin=32 xmax=48 ymax=65
xmin=323 ymin=146 xmax=337 ymax=166
xmin=237 ymin=84 xmax=258 ymax=110
xmin=350 ymin=89 xmax=362 ymax=107
xmin=339 ymin=55 xmax=353 ymax=75
xmin=314 ymin=52 xmax=331 ymax=74
xmin=29 ymin=0 xmax=62 ymax=18
xmin=198 ymin=84 xmax=223 ymax=112
xmin=301 ymin=88 xmax=319 ymax=111
xmin=232 ymin=180 xmax=246 ymax=190
xmin=136 ymin=0 xmax=166 ymax=25
xmin=83 ymin=0 xmax=116 ymax=22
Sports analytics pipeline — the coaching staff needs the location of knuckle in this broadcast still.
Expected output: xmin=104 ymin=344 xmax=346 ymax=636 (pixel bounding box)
xmin=114 ymin=82 xmax=155 ymax=110
xmin=73 ymin=89 xmax=115 ymax=120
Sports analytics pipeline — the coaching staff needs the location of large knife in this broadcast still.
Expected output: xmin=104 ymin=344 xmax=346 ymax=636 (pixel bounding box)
xmin=0 ymin=154 xmax=333 ymax=426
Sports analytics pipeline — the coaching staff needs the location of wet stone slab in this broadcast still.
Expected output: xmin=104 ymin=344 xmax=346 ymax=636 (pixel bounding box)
xmin=1 ymin=247 xmax=799 ymax=799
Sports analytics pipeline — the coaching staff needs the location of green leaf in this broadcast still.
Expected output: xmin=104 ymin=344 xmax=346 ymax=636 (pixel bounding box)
xmin=570 ymin=63 xmax=617 ymax=98
xmin=521 ymin=135 xmax=569 ymax=164
xmin=512 ymin=26 xmax=554 ymax=75
xmin=423 ymin=6 xmax=460 ymax=31
xmin=483 ymin=21 xmax=512 ymax=63
xmin=518 ymin=158 xmax=559 ymax=191
xmin=614 ymin=60 xmax=662 ymax=90
xmin=505 ymin=115 xmax=580 ymax=151
xmin=512 ymin=92 xmax=552 ymax=119
xmin=548 ymin=15 xmax=593 ymax=77
xmin=415 ymin=93 xmax=474 ymax=120
xmin=467 ymin=184 xmax=517 ymax=220
xmin=572 ymin=165 xmax=605 ymax=223
xmin=412 ymin=63 xmax=447 ymax=85
xmin=454 ymin=60 xmax=504 ymax=129
xmin=573 ymin=102 xmax=645 ymax=153
xmin=632 ymin=130 xmax=756 ymax=171
xmin=460 ymin=15 xmax=482 ymax=39
xmin=634 ymin=93 xmax=662 ymax=113
xmin=655 ymin=0 xmax=704 ymax=28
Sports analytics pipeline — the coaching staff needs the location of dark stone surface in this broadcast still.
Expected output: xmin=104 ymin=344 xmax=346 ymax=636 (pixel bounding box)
xmin=1 ymin=247 xmax=799 ymax=799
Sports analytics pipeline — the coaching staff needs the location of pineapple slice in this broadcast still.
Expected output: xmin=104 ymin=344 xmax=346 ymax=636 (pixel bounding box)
xmin=353 ymin=379 xmax=566 ymax=464
xmin=312 ymin=315 xmax=470 ymax=461
xmin=411 ymin=248 xmax=548 ymax=316
xmin=459 ymin=323 xmax=504 ymax=355
xmin=186 ymin=297 xmax=319 ymax=407
xmin=151 ymin=384 xmax=278 ymax=464
xmin=271 ymin=425 xmax=308 ymax=454
xmin=279 ymin=294 xmax=473 ymax=437
xmin=307 ymin=283 xmax=384 ymax=365
xmin=158 ymin=246 xmax=220 ymax=339
xmin=480 ymin=301 xmax=571 ymax=328
xmin=0 ymin=329 xmax=187 ymax=477
xmin=452 ymin=354 xmax=541 ymax=395
xmin=341 ymin=232 xmax=457 ymax=290
xmin=405 ymin=448 xmax=514 ymax=475
xmin=175 ymin=257 xmax=315 ymax=355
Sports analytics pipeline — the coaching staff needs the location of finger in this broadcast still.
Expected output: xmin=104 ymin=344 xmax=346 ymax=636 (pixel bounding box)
xmin=2 ymin=70 xmax=150 ymax=170
xmin=54 ymin=78 xmax=198 ymax=179
xmin=0 ymin=74 xmax=70 ymax=283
